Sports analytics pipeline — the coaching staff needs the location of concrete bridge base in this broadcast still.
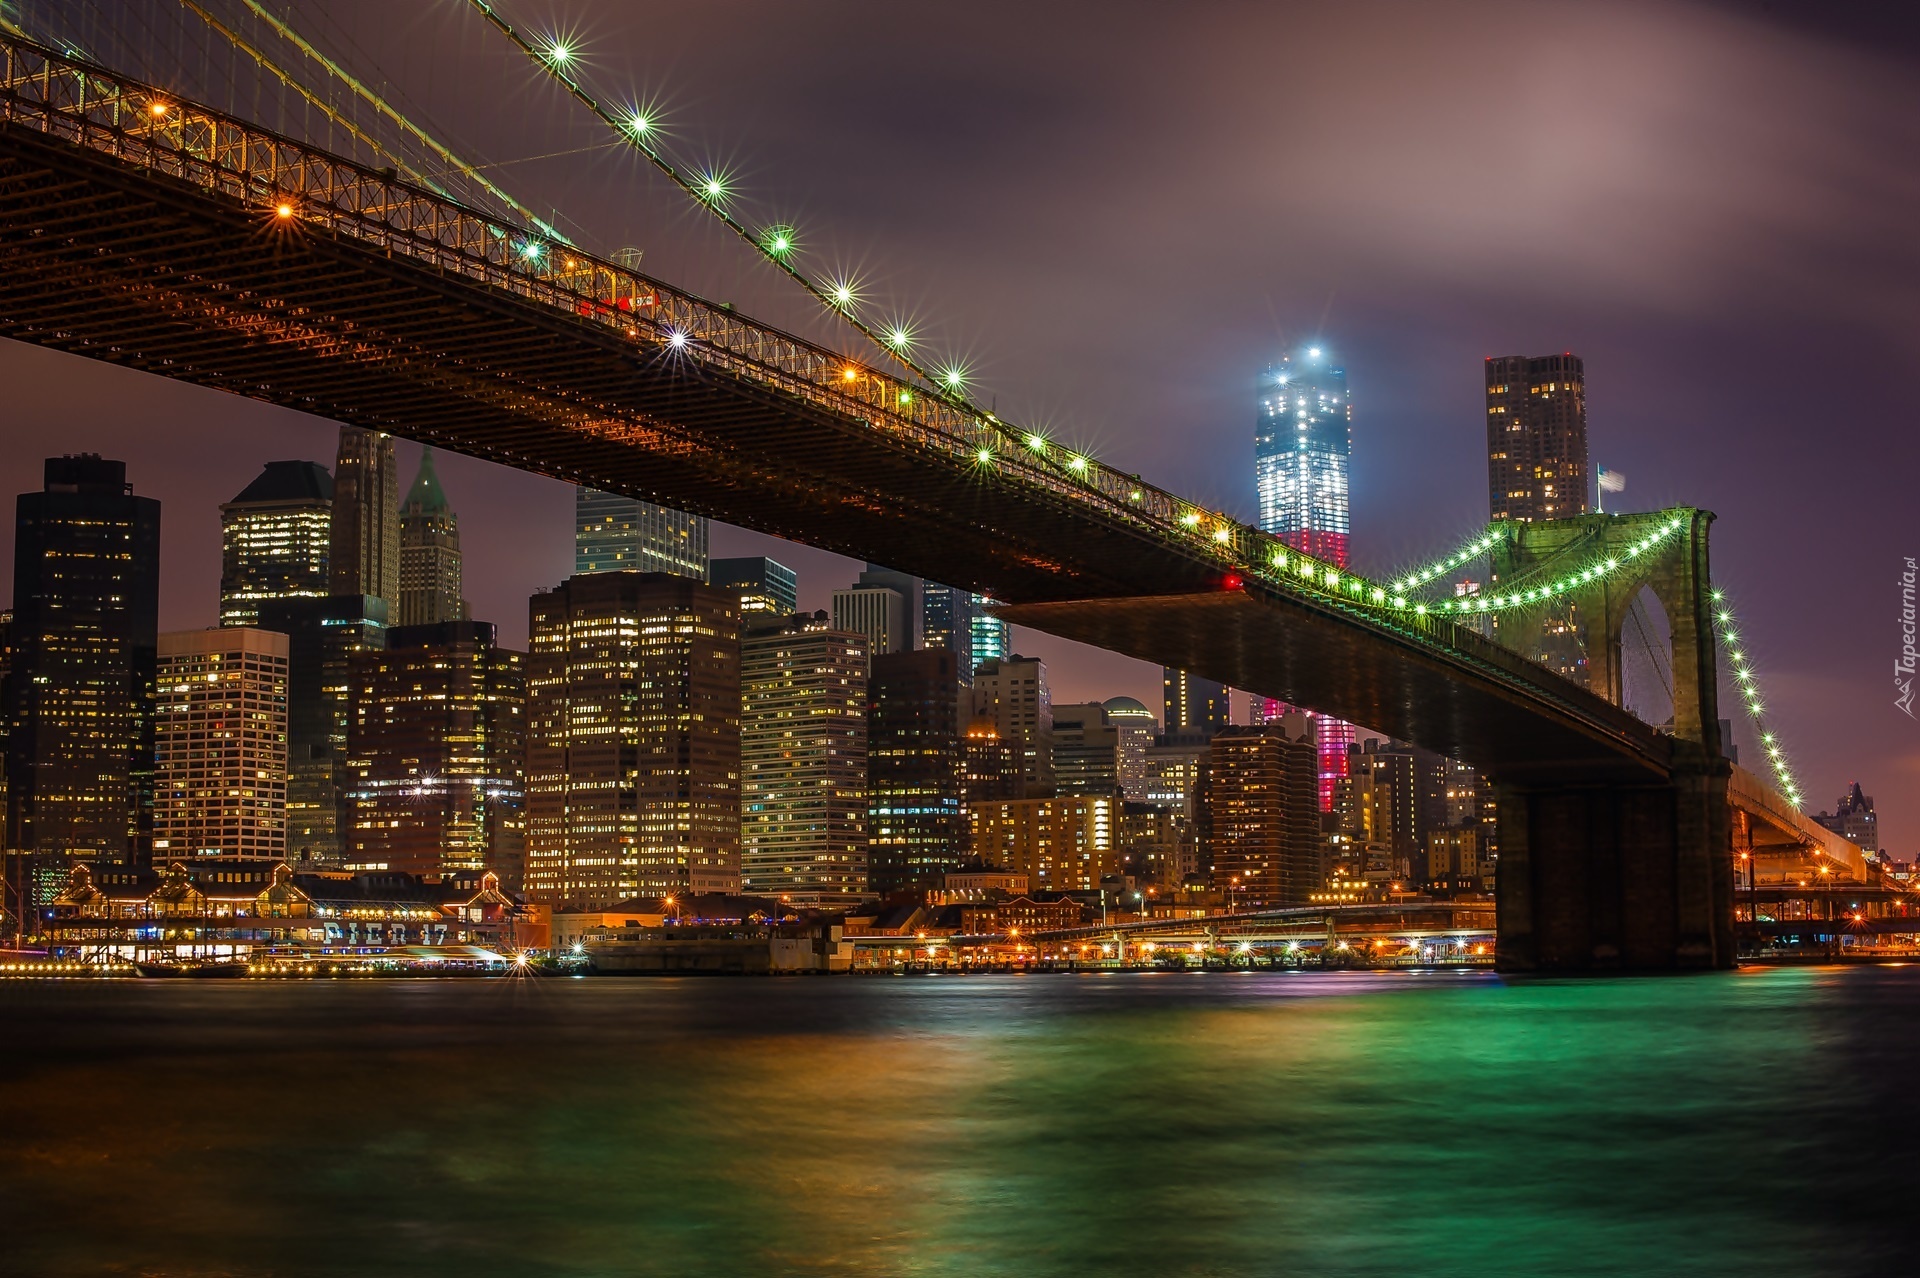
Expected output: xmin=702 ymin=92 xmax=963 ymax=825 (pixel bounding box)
xmin=1495 ymin=747 xmax=1736 ymax=971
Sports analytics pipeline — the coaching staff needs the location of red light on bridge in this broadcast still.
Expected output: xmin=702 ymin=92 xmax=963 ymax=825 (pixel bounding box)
xmin=1222 ymin=572 xmax=1244 ymax=591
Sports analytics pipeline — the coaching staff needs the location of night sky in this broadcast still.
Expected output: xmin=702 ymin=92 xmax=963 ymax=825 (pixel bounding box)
xmin=3 ymin=1 xmax=1916 ymax=850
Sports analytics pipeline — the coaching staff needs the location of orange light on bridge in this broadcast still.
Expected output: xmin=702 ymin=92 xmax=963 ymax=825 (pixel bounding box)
xmin=842 ymin=367 xmax=859 ymax=381
xmin=275 ymin=203 xmax=294 ymax=219
xmin=149 ymin=102 xmax=169 ymax=118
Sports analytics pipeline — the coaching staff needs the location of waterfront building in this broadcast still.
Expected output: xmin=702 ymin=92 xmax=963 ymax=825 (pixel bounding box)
xmin=4 ymin=456 xmax=161 ymax=863
xmin=867 ymin=648 xmax=969 ymax=894
xmin=1102 ymin=696 xmax=1157 ymax=801
xmin=525 ymin=572 xmax=741 ymax=907
xmin=1162 ymin=668 xmax=1229 ymax=736
xmin=1208 ymin=724 xmax=1319 ymax=907
xmin=968 ymin=795 xmax=1118 ymax=893
xmin=1051 ymin=703 xmax=1121 ymax=797
xmin=256 ymin=595 xmax=388 ymax=866
xmin=1486 ymin=353 xmax=1590 ymax=524
xmin=970 ymin=655 xmax=1053 ymax=796
xmin=329 ymin=427 xmax=399 ymax=615
xmin=1143 ymin=739 xmax=1209 ymax=821
xmin=920 ymin=584 xmax=977 ymax=684
xmin=1117 ymin=802 xmax=1197 ymax=887
xmin=345 ymin=621 xmax=526 ymax=888
xmin=710 ymin=556 xmax=798 ymax=616
xmin=739 ymin=612 xmax=869 ymax=907
xmin=396 ymin=448 xmax=466 ymax=627
xmin=218 ymin=460 xmax=332 ymax=626
xmin=575 ymin=488 xmax=708 ymax=579
xmin=153 ymin=628 xmax=289 ymax=861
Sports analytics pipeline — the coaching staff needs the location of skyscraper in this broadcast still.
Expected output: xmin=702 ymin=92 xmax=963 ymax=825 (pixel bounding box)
xmin=971 ymin=655 xmax=1053 ymax=797
xmin=345 ymin=620 xmax=526 ymax=886
xmin=525 ymin=572 xmax=740 ymax=907
xmin=1162 ymin=668 xmax=1229 ymax=737
xmin=1486 ymin=353 xmax=1589 ymax=524
xmin=152 ymin=628 xmax=289 ymax=861
xmin=832 ymin=584 xmax=910 ymax=656
xmin=1101 ymin=696 xmax=1157 ymax=801
xmin=329 ymin=427 xmax=400 ymax=614
xmin=218 ymin=460 xmax=333 ymax=627
xmin=4 ymin=456 xmax=161 ymax=863
xmin=1051 ymin=703 xmax=1122 ymax=797
xmin=1254 ymin=345 xmax=1356 ymax=810
xmin=397 ymin=447 xmax=466 ymax=627
xmin=921 ymin=584 xmax=978 ymax=684
xmin=970 ymin=604 xmax=1010 ymax=672
xmin=574 ymin=488 xmax=709 ymax=580
xmin=711 ymin=556 xmax=799 ymax=616
xmin=1208 ymin=724 xmax=1319 ymax=907
xmin=739 ymin=613 xmax=869 ymax=907
xmin=1816 ymin=783 xmax=1878 ymax=854
xmin=1257 ymin=345 xmax=1352 ymax=565
xmin=868 ymin=648 xmax=969 ymax=894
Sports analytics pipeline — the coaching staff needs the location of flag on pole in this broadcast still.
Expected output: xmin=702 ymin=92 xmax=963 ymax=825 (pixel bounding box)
xmin=1597 ymin=466 xmax=1625 ymax=511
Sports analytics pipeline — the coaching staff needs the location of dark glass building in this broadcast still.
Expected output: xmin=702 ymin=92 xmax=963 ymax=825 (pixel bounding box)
xmin=1162 ymin=667 xmax=1229 ymax=736
xmin=711 ymin=555 xmax=799 ymax=616
xmin=4 ymin=456 xmax=161 ymax=863
xmin=868 ymin=648 xmax=968 ymax=894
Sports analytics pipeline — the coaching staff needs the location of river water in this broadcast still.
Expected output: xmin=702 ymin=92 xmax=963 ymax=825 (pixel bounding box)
xmin=1 ymin=966 xmax=1914 ymax=1277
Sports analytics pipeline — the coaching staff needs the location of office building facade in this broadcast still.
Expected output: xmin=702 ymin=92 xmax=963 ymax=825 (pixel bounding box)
xmin=868 ymin=648 xmax=969 ymax=893
xmin=1162 ymin=667 xmax=1229 ymax=736
xmin=968 ymin=795 xmax=1118 ymax=894
xmin=218 ymin=460 xmax=333 ymax=626
xmin=832 ymin=584 xmax=909 ymax=657
xmin=4 ymin=456 xmax=161 ymax=863
xmin=153 ymin=628 xmax=289 ymax=860
xmin=739 ymin=613 xmax=870 ymax=907
xmin=1208 ymin=725 xmax=1319 ymax=907
xmin=1486 ymin=353 xmax=1590 ymax=524
xmin=921 ymin=583 xmax=977 ymax=682
xmin=525 ymin=572 xmax=741 ymax=907
xmin=971 ymin=655 xmax=1053 ymax=797
xmin=345 ymin=621 xmax=526 ymax=886
xmin=574 ymin=488 xmax=709 ymax=580
xmin=256 ymin=595 xmax=388 ymax=866
xmin=711 ymin=556 xmax=798 ymax=616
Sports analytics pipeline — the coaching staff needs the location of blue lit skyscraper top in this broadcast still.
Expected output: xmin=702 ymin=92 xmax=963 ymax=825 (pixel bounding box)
xmin=1255 ymin=345 xmax=1351 ymax=569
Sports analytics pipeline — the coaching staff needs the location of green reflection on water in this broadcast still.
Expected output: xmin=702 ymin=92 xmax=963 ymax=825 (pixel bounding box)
xmin=0 ymin=967 xmax=1899 ymax=1277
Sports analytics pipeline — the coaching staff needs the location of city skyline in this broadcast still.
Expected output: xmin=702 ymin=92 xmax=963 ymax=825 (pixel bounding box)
xmin=0 ymin=0 xmax=1912 ymax=859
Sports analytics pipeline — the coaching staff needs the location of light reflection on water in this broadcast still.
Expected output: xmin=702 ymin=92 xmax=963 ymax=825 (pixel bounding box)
xmin=0 ymin=966 xmax=1912 ymax=1277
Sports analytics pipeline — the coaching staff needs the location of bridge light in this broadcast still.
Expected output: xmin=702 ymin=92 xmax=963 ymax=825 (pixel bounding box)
xmin=1370 ymin=587 xmax=1386 ymax=603
xmin=762 ymin=225 xmax=796 ymax=256
xmin=1711 ymin=589 xmax=1725 ymax=602
xmin=1271 ymin=550 xmax=1289 ymax=570
xmin=275 ymin=203 xmax=294 ymax=219
xmin=149 ymin=101 xmax=169 ymax=117
xmin=1297 ymin=559 xmax=1315 ymax=580
xmin=975 ymin=448 xmax=993 ymax=464
xmin=1222 ymin=572 xmax=1244 ymax=590
xmin=1028 ymin=434 xmax=1048 ymax=452
xmin=887 ymin=326 xmax=912 ymax=348
xmin=1070 ymin=456 xmax=1091 ymax=473
xmin=668 ymin=330 xmax=688 ymax=349
xmin=1212 ymin=526 xmax=1230 ymax=542
xmin=546 ymin=42 xmax=573 ymax=64
xmin=898 ymin=391 xmax=912 ymax=405
xmin=1415 ymin=603 xmax=1427 ymax=615
xmin=1323 ymin=569 xmax=1340 ymax=589
xmin=520 ymin=242 xmax=545 ymax=261
xmin=942 ymin=368 xmax=966 ymax=389
xmin=1179 ymin=511 xmax=1200 ymax=526
xmin=842 ymin=367 xmax=859 ymax=381
xmin=1129 ymin=490 xmax=1143 ymax=502
xmin=627 ymin=112 xmax=652 ymax=135
xmin=700 ymin=174 xmax=728 ymax=201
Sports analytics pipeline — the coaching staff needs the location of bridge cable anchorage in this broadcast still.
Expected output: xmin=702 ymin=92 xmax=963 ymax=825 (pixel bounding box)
xmin=1711 ymin=589 xmax=1802 ymax=809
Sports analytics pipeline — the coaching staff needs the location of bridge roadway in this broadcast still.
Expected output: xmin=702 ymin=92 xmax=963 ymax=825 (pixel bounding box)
xmin=0 ymin=34 xmax=1676 ymax=792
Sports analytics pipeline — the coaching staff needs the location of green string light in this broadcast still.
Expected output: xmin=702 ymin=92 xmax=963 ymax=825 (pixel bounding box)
xmin=1391 ymin=526 xmax=1507 ymax=595
xmin=1710 ymin=590 xmax=1802 ymax=808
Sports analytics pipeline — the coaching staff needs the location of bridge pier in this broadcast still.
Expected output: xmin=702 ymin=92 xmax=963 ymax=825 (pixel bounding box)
xmin=1495 ymin=745 xmax=1735 ymax=971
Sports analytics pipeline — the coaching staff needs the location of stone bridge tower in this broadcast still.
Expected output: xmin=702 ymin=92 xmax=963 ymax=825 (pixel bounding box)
xmin=1488 ymin=509 xmax=1734 ymax=970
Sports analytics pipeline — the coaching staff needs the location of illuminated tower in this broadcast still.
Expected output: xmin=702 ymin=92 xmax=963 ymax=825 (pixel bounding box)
xmin=575 ymin=489 xmax=708 ymax=581
xmin=1255 ymin=345 xmax=1354 ymax=810
xmin=1486 ymin=354 xmax=1588 ymax=524
xmin=397 ymin=447 xmax=466 ymax=627
xmin=218 ymin=461 xmax=332 ymax=626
